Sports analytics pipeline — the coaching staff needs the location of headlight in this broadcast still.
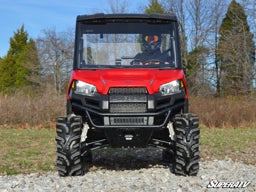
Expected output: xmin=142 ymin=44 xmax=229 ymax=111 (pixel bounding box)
xmin=72 ymin=81 xmax=97 ymax=96
xmin=159 ymin=80 xmax=183 ymax=96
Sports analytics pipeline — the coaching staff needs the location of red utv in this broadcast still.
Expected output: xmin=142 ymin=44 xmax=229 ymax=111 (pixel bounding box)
xmin=56 ymin=13 xmax=200 ymax=176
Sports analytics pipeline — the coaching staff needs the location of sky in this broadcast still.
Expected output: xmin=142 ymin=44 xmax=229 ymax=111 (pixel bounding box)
xmin=0 ymin=0 xmax=149 ymax=57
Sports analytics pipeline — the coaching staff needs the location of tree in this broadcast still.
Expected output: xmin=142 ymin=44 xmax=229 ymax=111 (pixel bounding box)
xmin=164 ymin=0 xmax=214 ymax=96
xmin=164 ymin=0 xmax=189 ymax=76
xmin=0 ymin=25 xmax=40 ymax=94
xmin=187 ymin=45 xmax=211 ymax=95
xmin=239 ymin=0 xmax=256 ymax=93
xmin=36 ymin=29 xmax=74 ymax=95
xmin=210 ymin=0 xmax=228 ymax=97
xmin=185 ymin=0 xmax=214 ymax=95
xmin=107 ymin=0 xmax=128 ymax=13
xmin=218 ymin=0 xmax=255 ymax=95
xmin=145 ymin=0 xmax=166 ymax=14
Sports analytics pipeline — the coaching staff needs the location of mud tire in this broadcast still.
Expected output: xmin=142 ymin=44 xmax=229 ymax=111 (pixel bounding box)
xmin=173 ymin=113 xmax=200 ymax=176
xmin=56 ymin=115 xmax=83 ymax=176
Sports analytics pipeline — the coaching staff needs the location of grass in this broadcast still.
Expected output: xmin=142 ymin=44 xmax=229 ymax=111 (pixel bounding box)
xmin=200 ymin=126 xmax=256 ymax=165
xmin=0 ymin=126 xmax=256 ymax=175
xmin=0 ymin=128 xmax=56 ymax=175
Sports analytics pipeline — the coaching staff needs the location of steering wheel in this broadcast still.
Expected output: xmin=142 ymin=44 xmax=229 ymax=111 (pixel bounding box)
xmin=144 ymin=59 xmax=162 ymax=65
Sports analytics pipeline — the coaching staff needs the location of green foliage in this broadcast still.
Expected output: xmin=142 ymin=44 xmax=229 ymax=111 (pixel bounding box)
xmin=0 ymin=25 xmax=40 ymax=94
xmin=186 ymin=46 xmax=209 ymax=95
xmin=0 ymin=56 xmax=16 ymax=93
xmin=145 ymin=0 xmax=165 ymax=14
xmin=219 ymin=0 xmax=249 ymax=35
xmin=187 ymin=46 xmax=208 ymax=76
xmin=218 ymin=0 xmax=255 ymax=96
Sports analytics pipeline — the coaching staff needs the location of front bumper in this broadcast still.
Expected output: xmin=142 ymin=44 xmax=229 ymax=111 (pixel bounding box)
xmin=69 ymin=89 xmax=186 ymax=129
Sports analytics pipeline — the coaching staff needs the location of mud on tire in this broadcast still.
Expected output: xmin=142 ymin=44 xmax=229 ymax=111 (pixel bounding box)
xmin=56 ymin=115 xmax=83 ymax=176
xmin=173 ymin=113 xmax=200 ymax=176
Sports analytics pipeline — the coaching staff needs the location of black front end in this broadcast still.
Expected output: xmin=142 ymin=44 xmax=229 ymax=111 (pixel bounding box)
xmin=69 ymin=87 xmax=186 ymax=147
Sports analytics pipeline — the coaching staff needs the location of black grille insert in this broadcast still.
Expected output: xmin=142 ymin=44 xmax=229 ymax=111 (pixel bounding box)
xmin=108 ymin=87 xmax=148 ymax=114
xmin=110 ymin=103 xmax=146 ymax=113
xmin=109 ymin=87 xmax=147 ymax=94
xmin=110 ymin=117 xmax=147 ymax=125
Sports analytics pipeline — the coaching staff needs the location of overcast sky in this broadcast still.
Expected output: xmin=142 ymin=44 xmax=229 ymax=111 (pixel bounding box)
xmin=0 ymin=0 xmax=148 ymax=57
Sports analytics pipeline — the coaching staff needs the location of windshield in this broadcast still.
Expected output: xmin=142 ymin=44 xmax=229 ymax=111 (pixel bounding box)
xmin=77 ymin=22 xmax=178 ymax=69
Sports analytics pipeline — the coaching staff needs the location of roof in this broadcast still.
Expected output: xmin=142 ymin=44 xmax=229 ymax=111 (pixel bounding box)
xmin=77 ymin=13 xmax=177 ymax=23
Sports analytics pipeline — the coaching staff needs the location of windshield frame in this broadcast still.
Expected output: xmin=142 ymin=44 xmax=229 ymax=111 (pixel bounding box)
xmin=74 ymin=16 xmax=181 ymax=70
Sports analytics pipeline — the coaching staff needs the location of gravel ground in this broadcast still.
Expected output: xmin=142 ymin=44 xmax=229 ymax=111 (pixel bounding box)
xmin=0 ymin=149 xmax=255 ymax=192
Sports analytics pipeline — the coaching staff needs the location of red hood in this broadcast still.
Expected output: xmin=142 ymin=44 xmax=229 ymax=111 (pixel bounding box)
xmin=69 ymin=68 xmax=187 ymax=95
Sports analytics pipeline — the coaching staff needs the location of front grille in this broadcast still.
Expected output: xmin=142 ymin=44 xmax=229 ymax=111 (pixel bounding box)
xmin=108 ymin=87 xmax=148 ymax=114
xmin=107 ymin=87 xmax=148 ymax=125
xmin=110 ymin=103 xmax=147 ymax=113
xmin=110 ymin=95 xmax=147 ymax=102
xmin=109 ymin=87 xmax=147 ymax=94
xmin=110 ymin=117 xmax=147 ymax=125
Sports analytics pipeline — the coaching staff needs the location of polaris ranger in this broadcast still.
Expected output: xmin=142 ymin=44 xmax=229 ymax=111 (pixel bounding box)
xmin=56 ymin=13 xmax=200 ymax=176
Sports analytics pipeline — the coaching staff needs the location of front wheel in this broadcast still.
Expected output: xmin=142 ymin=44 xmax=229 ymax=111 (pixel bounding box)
xmin=173 ymin=113 xmax=200 ymax=176
xmin=56 ymin=115 xmax=83 ymax=176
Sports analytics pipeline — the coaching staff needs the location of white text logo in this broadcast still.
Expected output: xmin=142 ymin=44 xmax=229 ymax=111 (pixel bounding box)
xmin=207 ymin=180 xmax=250 ymax=188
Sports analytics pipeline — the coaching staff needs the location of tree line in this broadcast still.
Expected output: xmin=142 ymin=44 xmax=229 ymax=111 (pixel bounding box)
xmin=0 ymin=0 xmax=255 ymax=97
xmin=163 ymin=0 xmax=255 ymax=96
